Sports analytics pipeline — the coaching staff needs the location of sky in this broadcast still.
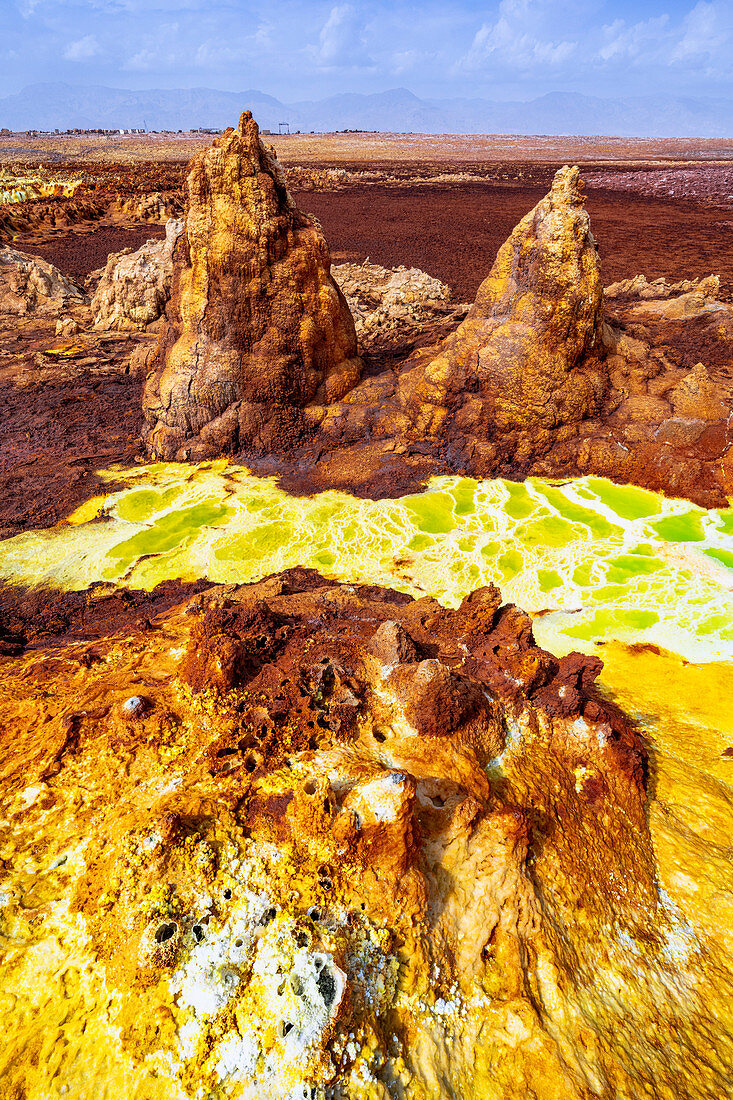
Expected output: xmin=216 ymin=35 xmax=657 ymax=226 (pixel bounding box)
xmin=1 ymin=0 xmax=732 ymax=102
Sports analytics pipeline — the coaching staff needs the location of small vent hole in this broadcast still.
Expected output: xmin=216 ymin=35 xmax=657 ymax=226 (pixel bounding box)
xmin=154 ymin=922 xmax=177 ymax=944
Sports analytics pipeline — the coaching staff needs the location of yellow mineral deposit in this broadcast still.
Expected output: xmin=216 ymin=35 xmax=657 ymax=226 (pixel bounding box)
xmin=0 ymin=171 xmax=83 ymax=203
xmin=1 ymin=467 xmax=733 ymax=1099
xmin=3 ymin=464 xmax=733 ymax=660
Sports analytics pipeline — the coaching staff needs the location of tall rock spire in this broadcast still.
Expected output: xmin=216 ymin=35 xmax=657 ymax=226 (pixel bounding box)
xmin=142 ymin=111 xmax=361 ymax=460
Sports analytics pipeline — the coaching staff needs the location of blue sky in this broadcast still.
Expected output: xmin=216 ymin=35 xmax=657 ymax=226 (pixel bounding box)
xmin=2 ymin=0 xmax=732 ymax=101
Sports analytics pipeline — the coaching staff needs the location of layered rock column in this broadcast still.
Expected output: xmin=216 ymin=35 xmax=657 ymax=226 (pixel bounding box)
xmin=142 ymin=111 xmax=361 ymax=460
xmin=398 ymin=166 xmax=606 ymax=439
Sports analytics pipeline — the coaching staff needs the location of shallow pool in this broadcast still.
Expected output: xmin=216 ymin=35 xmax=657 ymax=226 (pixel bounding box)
xmin=3 ymin=461 xmax=733 ymax=662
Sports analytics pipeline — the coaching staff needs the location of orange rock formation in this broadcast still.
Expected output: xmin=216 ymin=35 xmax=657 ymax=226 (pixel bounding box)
xmin=128 ymin=120 xmax=733 ymax=505
xmin=142 ymin=111 xmax=361 ymax=461
xmin=296 ymin=170 xmax=733 ymax=505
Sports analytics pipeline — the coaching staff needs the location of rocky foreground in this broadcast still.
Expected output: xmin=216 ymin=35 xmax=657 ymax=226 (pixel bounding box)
xmin=2 ymin=569 xmax=732 ymax=1099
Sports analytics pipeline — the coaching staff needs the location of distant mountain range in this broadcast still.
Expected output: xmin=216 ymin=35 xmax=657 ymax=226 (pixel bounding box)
xmin=3 ymin=83 xmax=733 ymax=137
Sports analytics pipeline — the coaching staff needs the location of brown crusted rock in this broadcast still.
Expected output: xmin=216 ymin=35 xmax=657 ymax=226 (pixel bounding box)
xmin=669 ymin=362 xmax=728 ymax=421
xmin=367 ymin=619 xmax=420 ymax=666
xmin=612 ymin=395 xmax=673 ymax=423
xmin=55 ymin=316 xmax=80 ymax=336
xmin=389 ymin=658 xmax=504 ymax=758
xmin=142 ymin=111 xmax=361 ymax=461
xmin=180 ymin=599 xmax=290 ymax=693
xmin=399 ymin=165 xmax=605 ymax=436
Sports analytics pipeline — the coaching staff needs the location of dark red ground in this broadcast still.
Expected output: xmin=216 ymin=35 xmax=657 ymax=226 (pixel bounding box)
xmin=14 ymin=224 xmax=166 ymax=283
xmin=13 ymin=182 xmax=733 ymax=303
xmin=297 ymin=183 xmax=733 ymax=302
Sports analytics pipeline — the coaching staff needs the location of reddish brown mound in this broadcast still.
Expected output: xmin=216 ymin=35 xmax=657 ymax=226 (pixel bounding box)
xmin=0 ymin=577 xmax=213 ymax=656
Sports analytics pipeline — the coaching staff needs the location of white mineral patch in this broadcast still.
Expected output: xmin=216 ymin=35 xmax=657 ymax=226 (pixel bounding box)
xmin=171 ymin=893 xmax=272 ymax=1020
xmin=572 ymin=717 xmax=591 ymax=741
xmin=215 ymin=1031 xmax=258 ymax=1082
xmin=658 ymin=888 xmax=699 ymax=968
xmin=141 ymin=829 xmax=162 ymax=852
xmin=177 ymin=1017 xmax=200 ymax=1060
xmin=255 ymin=925 xmax=346 ymax=1064
xmin=616 ymin=928 xmax=639 ymax=954
xmin=487 ymin=715 xmax=525 ymax=770
xmin=20 ymin=786 xmax=43 ymax=806
xmin=350 ymin=772 xmax=408 ymax=824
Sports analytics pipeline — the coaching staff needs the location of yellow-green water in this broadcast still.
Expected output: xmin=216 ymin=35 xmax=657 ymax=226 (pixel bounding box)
xmin=2 ymin=460 xmax=733 ymax=662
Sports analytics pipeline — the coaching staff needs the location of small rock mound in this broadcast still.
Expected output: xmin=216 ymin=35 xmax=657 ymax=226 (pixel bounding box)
xmin=111 ymin=191 xmax=182 ymax=224
xmin=284 ymin=166 xmax=349 ymax=191
xmin=604 ymin=274 xmax=721 ymax=300
xmin=0 ymin=245 xmax=87 ymax=315
xmin=142 ymin=111 xmax=361 ymax=462
xmin=333 ymin=260 xmax=458 ymax=350
xmin=92 ymin=217 xmax=184 ymax=331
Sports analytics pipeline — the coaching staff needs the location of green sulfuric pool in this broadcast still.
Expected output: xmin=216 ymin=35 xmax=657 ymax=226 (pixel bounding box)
xmin=3 ymin=460 xmax=733 ymax=663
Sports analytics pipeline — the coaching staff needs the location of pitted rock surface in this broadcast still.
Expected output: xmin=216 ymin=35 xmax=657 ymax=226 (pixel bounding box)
xmin=2 ymin=570 xmax=731 ymax=1098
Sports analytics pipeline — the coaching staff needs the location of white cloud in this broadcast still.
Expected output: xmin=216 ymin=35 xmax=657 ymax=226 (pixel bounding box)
xmin=125 ymin=47 xmax=167 ymax=70
xmin=194 ymin=40 xmax=240 ymax=67
xmin=63 ymin=34 xmax=100 ymax=61
xmin=18 ymin=0 xmax=45 ymax=16
xmin=455 ymin=0 xmax=733 ymax=87
xmin=312 ymin=4 xmax=374 ymax=69
xmin=192 ymin=23 xmax=273 ymax=69
xmin=390 ymin=49 xmax=423 ymax=75
xmin=671 ymin=1 xmax=733 ymax=62
xmin=598 ymin=16 xmax=669 ymax=63
xmin=124 ymin=23 xmax=182 ymax=70
xmin=459 ymin=0 xmax=577 ymax=73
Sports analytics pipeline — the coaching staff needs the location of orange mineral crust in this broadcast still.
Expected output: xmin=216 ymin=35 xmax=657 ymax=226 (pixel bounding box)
xmin=1 ymin=569 xmax=731 ymax=1099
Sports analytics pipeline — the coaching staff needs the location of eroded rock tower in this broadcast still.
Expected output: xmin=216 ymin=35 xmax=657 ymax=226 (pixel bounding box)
xmin=142 ymin=111 xmax=361 ymax=460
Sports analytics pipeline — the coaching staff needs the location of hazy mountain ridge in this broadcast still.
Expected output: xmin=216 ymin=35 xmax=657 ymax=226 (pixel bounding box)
xmin=3 ymin=82 xmax=733 ymax=137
